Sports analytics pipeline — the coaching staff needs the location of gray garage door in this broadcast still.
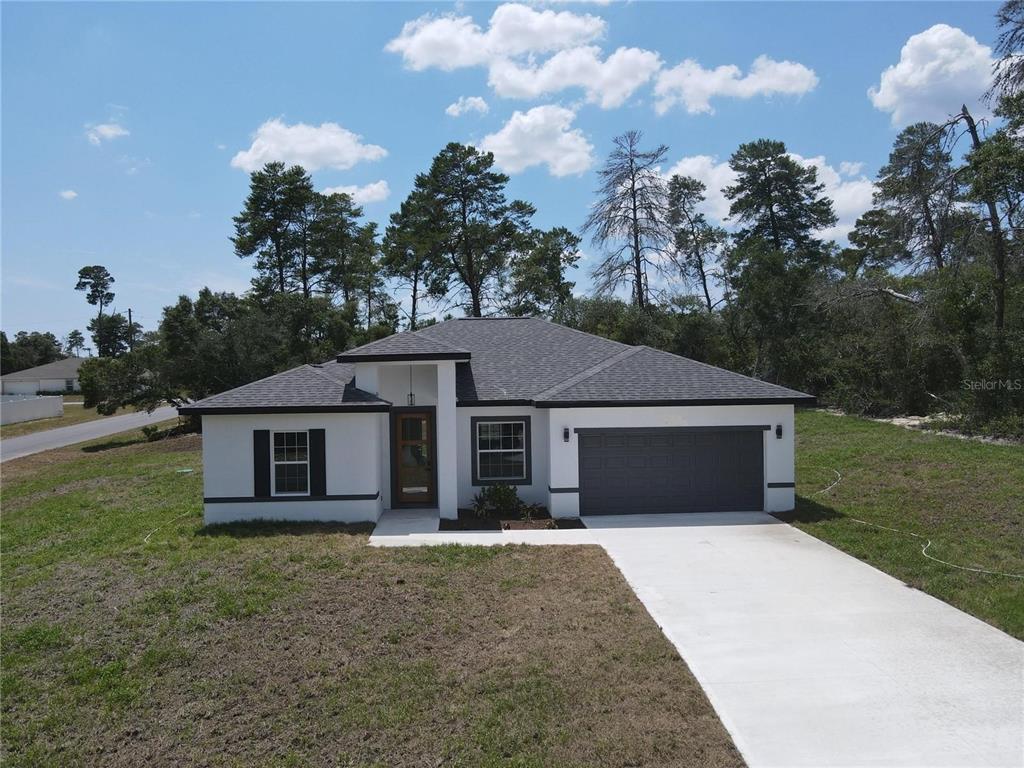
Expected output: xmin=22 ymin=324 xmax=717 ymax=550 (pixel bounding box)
xmin=578 ymin=427 xmax=765 ymax=515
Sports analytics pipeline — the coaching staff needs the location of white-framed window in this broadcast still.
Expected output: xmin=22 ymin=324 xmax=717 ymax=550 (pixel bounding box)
xmin=65 ymin=379 xmax=75 ymax=392
xmin=474 ymin=419 xmax=529 ymax=483
xmin=272 ymin=431 xmax=309 ymax=496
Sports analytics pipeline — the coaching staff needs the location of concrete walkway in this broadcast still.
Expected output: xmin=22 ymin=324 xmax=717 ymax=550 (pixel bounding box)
xmin=369 ymin=509 xmax=1024 ymax=767
xmin=0 ymin=405 xmax=180 ymax=462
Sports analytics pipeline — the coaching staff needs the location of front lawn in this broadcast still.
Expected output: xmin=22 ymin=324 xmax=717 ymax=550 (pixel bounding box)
xmin=789 ymin=410 xmax=1024 ymax=639
xmin=0 ymin=403 xmax=111 ymax=439
xmin=1 ymin=432 xmax=741 ymax=768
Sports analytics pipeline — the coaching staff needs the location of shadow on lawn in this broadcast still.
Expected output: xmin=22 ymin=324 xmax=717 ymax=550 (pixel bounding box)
xmin=196 ymin=521 xmax=374 ymax=539
xmin=772 ymin=495 xmax=845 ymax=525
xmin=81 ymin=436 xmax=149 ymax=453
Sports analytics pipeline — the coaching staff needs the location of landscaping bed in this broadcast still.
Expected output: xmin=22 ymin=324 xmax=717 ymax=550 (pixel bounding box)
xmin=440 ymin=507 xmax=587 ymax=531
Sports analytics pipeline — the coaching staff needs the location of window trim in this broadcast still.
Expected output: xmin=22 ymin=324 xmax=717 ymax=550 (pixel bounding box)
xmin=471 ymin=416 xmax=532 ymax=486
xmin=270 ymin=429 xmax=311 ymax=497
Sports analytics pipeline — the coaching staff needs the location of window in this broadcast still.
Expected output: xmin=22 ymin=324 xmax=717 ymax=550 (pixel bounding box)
xmin=272 ymin=431 xmax=309 ymax=495
xmin=472 ymin=417 xmax=531 ymax=485
xmin=65 ymin=379 xmax=75 ymax=392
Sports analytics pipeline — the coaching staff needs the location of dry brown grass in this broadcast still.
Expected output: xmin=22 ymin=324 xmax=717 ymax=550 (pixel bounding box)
xmin=3 ymin=432 xmax=742 ymax=768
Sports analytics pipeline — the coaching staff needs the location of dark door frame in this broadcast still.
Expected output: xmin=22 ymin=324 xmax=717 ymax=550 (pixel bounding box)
xmin=389 ymin=406 xmax=438 ymax=508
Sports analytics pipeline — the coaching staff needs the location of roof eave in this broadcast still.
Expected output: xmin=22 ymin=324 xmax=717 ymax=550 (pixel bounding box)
xmin=177 ymin=404 xmax=391 ymax=416
xmin=534 ymin=396 xmax=817 ymax=408
xmin=335 ymin=352 xmax=471 ymax=363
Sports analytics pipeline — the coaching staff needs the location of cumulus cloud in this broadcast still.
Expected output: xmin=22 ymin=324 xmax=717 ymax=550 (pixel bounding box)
xmin=489 ymin=45 xmax=661 ymax=108
xmin=231 ymin=119 xmax=387 ymax=173
xmin=85 ymin=122 xmax=129 ymax=145
xmin=385 ymin=3 xmax=605 ymax=71
xmin=868 ymin=24 xmax=993 ymax=126
xmin=654 ymin=55 xmax=818 ymax=115
xmin=664 ymin=152 xmax=874 ymax=241
xmin=479 ymin=105 xmax=593 ymax=176
xmin=58 ymin=189 xmax=78 ymax=200
xmin=446 ymin=96 xmax=490 ymax=117
xmin=321 ymin=180 xmax=391 ymax=204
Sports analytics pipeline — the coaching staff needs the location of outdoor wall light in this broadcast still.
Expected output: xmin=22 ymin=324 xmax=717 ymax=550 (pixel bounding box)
xmin=563 ymin=427 xmax=570 ymax=442
xmin=775 ymin=424 xmax=783 ymax=439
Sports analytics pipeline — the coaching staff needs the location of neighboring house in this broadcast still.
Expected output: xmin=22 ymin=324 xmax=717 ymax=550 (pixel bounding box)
xmin=180 ymin=318 xmax=815 ymax=524
xmin=0 ymin=357 xmax=85 ymax=395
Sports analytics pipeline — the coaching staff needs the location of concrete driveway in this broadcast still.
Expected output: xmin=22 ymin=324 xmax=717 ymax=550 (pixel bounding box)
xmin=0 ymin=405 xmax=180 ymax=462
xmin=585 ymin=513 xmax=1024 ymax=768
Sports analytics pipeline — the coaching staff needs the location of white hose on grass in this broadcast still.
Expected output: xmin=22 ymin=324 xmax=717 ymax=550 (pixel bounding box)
xmin=809 ymin=466 xmax=1024 ymax=580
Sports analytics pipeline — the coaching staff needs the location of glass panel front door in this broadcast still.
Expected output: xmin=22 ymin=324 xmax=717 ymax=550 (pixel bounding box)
xmin=394 ymin=412 xmax=434 ymax=505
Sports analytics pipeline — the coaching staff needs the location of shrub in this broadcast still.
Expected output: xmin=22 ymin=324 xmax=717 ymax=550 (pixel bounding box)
xmin=471 ymin=484 xmax=522 ymax=519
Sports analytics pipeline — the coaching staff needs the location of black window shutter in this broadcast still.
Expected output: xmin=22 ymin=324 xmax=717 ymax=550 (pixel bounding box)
xmin=253 ymin=430 xmax=271 ymax=498
xmin=310 ymin=429 xmax=327 ymax=497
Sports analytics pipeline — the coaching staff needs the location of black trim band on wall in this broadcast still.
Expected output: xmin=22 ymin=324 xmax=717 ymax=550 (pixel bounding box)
xmin=767 ymin=482 xmax=795 ymax=488
xmin=253 ymin=430 xmax=271 ymax=498
xmin=205 ymin=492 xmax=380 ymax=504
xmin=573 ymin=425 xmax=771 ymax=434
xmin=548 ymin=486 xmax=579 ymax=494
xmin=470 ymin=415 xmax=533 ymax=486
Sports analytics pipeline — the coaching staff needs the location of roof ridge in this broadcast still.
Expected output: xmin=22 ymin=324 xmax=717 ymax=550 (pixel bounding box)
xmin=533 ymin=345 xmax=644 ymax=401
xmin=636 ymin=345 xmax=807 ymax=396
xmin=302 ymin=363 xmax=355 ymax=389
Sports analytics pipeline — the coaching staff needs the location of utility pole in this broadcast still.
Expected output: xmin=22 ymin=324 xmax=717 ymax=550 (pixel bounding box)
xmin=127 ymin=307 xmax=135 ymax=352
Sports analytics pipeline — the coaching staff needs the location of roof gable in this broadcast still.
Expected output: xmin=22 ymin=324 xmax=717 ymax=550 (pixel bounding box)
xmin=1 ymin=357 xmax=85 ymax=381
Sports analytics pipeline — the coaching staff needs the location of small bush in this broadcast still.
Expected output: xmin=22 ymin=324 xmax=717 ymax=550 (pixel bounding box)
xmin=471 ymin=484 xmax=522 ymax=519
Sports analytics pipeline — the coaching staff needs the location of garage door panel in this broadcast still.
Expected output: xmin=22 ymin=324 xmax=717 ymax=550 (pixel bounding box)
xmin=579 ymin=427 xmax=764 ymax=515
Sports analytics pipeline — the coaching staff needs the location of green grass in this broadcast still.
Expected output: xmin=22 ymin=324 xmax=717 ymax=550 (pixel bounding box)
xmin=790 ymin=410 xmax=1024 ymax=638
xmin=0 ymin=402 xmax=121 ymax=438
xmin=1 ymin=432 xmax=741 ymax=768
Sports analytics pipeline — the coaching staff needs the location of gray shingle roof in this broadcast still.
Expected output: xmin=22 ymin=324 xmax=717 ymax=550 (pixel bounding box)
xmin=179 ymin=317 xmax=814 ymax=414
xmin=1 ymin=357 xmax=85 ymax=381
xmin=336 ymin=330 xmax=469 ymax=361
xmin=178 ymin=362 xmax=389 ymax=414
xmin=535 ymin=345 xmax=813 ymax=405
xmin=415 ymin=318 xmax=631 ymax=402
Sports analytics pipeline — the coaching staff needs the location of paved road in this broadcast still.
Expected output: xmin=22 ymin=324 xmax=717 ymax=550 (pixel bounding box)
xmin=1 ymin=406 xmax=180 ymax=462
xmin=369 ymin=509 xmax=1024 ymax=767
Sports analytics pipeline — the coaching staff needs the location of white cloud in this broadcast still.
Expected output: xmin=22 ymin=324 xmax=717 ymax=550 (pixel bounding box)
xmin=85 ymin=122 xmax=129 ymax=145
xmin=479 ymin=105 xmax=593 ymax=176
xmin=655 ymin=55 xmax=818 ymax=115
xmin=446 ymin=96 xmax=490 ymax=117
xmin=868 ymin=24 xmax=993 ymax=126
xmin=489 ymin=45 xmax=662 ymax=109
xmin=58 ymin=189 xmax=78 ymax=200
xmin=839 ymin=161 xmax=864 ymax=177
xmin=231 ymin=119 xmax=387 ymax=173
xmin=321 ymin=180 xmax=391 ymax=204
xmin=664 ymin=152 xmax=874 ymax=241
xmin=385 ymin=3 xmax=605 ymax=71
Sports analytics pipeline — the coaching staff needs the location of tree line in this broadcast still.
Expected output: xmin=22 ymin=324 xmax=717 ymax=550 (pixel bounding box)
xmin=32 ymin=3 xmax=1024 ymax=436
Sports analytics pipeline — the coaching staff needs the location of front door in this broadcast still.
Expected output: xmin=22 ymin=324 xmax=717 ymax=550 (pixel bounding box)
xmin=392 ymin=410 xmax=436 ymax=507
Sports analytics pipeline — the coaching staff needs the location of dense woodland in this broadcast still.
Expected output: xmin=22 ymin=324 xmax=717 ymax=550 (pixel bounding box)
xmin=4 ymin=4 xmax=1021 ymax=436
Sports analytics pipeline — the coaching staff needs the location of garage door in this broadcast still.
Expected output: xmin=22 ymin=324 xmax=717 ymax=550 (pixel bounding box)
xmin=578 ymin=427 xmax=764 ymax=515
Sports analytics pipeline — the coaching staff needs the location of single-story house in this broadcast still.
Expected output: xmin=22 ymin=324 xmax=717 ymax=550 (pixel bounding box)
xmin=179 ymin=317 xmax=815 ymax=524
xmin=0 ymin=357 xmax=85 ymax=395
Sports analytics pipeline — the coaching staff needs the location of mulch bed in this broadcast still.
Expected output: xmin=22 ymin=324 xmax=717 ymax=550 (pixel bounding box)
xmin=440 ymin=508 xmax=586 ymax=531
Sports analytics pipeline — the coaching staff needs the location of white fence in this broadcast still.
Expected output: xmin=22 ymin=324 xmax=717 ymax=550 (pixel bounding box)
xmin=0 ymin=395 xmax=64 ymax=426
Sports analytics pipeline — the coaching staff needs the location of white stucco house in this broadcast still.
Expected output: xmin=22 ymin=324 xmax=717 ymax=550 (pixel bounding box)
xmin=0 ymin=357 xmax=84 ymax=395
xmin=179 ymin=317 xmax=815 ymax=525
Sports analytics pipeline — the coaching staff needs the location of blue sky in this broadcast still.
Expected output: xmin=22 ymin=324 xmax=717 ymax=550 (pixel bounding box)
xmin=1 ymin=2 xmax=1000 ymax=343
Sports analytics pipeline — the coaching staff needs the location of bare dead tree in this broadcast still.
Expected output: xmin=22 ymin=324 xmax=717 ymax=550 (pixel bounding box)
xmin=583 ymin=131 xmax=671 ymax=310
xmin=991 ymin=0 xmax=1024 ymax=101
